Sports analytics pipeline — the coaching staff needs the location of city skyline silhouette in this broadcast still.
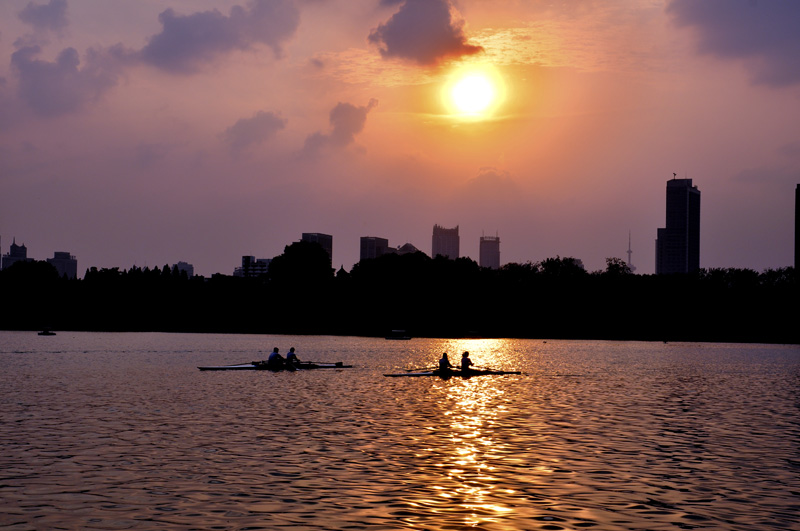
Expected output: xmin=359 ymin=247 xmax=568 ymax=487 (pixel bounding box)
xmin=1 ymin=1 xmax=799 ymax=277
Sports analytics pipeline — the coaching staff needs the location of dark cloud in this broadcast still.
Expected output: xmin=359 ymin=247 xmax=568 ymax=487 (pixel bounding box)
xmin=11 ymin=45 xmax=125 ymax=117
xmin=17 ymin=0 xmax=68 ymax=34
xmin=140 ymin=0 xmax=300 ymax=74
xmin=668 ymin=0 xmax=800 ymax=87
xmin=368 ymin=0 xmax=483 ymax=65
xmin=303 ymin=99 xmax=377 ymax=155
xmin=223 ymin=110 xmax=287 ymax=151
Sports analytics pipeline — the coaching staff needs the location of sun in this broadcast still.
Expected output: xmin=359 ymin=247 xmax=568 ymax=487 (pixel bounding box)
xmin=443 ymin=65 xmax=505 ymax=119
xmin=452 ymin=74 xmax=495 ymax=114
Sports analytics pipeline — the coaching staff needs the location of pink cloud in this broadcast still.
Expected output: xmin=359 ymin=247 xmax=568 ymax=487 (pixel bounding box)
xmin=140 ymin=0 xmax=300 ymax=74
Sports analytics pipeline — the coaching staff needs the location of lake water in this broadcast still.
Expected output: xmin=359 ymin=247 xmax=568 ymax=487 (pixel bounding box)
xmin=1 ymin=332 xmax=799 ymax=530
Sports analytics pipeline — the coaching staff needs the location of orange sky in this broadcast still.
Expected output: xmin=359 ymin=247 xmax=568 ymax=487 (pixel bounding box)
xmin=1 ymin=0 xmax=799 ymax=275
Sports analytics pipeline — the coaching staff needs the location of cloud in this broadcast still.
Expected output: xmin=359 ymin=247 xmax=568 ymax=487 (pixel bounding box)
xmin=668 ymin=0 xmax=800 ymax=87
xmin=368 ymin=0 xmax=483 ymax=65
xmin=303 ymin=99 xmax=378 ymax=155
xmin=456 ymin=167 xmax=521 ymax=208
xmin=10 ymin=45 xmax=125 ymax=117
xmin=139 ymin=0 xmax=300 ymax=74
xmin=6 ymin=1 xmax=297 ymax=118
xmin=17 ymin=0 xmax=68 ymax=34
xmin=223 ymin=110 xmax=287 ymax=151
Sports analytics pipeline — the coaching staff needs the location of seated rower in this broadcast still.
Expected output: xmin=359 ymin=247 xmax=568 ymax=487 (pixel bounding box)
xmin=461 ymin=351 xmax=473 ymax=372
xmin=439 ymin=352 xmax=453 ymax=373
xmin=286 ymin=347 xmax=300 ymax=367
xmin=266 ymin=347 xmax=284 ymax=369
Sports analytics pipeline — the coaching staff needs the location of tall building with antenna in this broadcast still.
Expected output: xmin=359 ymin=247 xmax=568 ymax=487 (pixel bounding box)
xmin=795 ymin=183 xmax=799 ymax=270
xmin=655 ymin=176 xmax=701 ymax=274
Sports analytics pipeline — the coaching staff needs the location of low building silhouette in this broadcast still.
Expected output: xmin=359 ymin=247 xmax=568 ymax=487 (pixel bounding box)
xmin=360 ymin=237 xmax=389 ymax=261
xmin=47 ymin=251 xmax=78 ymax=279
xmin=395 ymin=243 xmax=422 ymax=255
xmin=175 ymin=261 xmax=194 ymax=278
xmin=302 ymin=233 xmax=333 ymax=265
xmin=233 ymin=256 xmax=270 ymax=277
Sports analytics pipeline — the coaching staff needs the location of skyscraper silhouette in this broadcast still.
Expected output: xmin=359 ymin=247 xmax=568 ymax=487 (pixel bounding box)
xmin=655 ymin=177 xmax=701 ymax=274
xmin=479 ymin=234 xmax=500 ymax=269
xmin=432 ymin=225 xmax=459 ymax=259
xmin=795 ymin=184 xmax=799 ymax=270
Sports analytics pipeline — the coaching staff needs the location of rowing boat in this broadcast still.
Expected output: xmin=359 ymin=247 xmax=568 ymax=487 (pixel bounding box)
xmin=198 ymin=361 xmax=352 ymax=371
xmin=384 ymin=368 xmax=521 ymax=377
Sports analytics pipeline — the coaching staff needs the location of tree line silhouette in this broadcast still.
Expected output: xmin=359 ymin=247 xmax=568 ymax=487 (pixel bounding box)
xmin=1 ymin=240 xmax=797 ymax=343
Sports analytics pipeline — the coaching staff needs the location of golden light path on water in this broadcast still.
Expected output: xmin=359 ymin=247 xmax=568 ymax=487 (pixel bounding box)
xmin=405 ymin=339 xmax=536 ymax=527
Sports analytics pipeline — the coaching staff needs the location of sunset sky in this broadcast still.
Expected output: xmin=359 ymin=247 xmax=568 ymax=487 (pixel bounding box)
xmin=1 ymin=0 xmax=799 ymax=276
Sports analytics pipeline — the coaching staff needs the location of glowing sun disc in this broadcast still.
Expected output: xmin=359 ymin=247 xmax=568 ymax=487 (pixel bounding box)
xmin=451 ymin=74 xmax=495 ymax=114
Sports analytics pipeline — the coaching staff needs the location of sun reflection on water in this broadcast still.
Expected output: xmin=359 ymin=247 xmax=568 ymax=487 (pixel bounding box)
xmin=416 ymin=343 xmax=525 ymax=526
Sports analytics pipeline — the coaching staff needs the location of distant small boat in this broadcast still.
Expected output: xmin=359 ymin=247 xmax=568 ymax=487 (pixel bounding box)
xmin=198 ymin=361 xmax=351 ymax=371
xmin=385 ymin=330 xmax=412 ymax=340
xmin=384 ymin=368 xmax=521 ymax=378
xmin=38 ymin=329 xmax=56 ymax=336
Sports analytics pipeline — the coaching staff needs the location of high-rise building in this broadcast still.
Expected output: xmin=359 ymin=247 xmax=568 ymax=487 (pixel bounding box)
xmin=479 ymin=234 xmax=500 ymax=269
xmin=655 ymin=177 xmax=701 ymax=274
xmin=301 ymin=233 xmax=333 ymax=264
xmin=47 ymin=251 xmax=78 ymax=279
xmin=795 ymin=184 xmax=799 ymax=270
xmin=1 ymin=238 xmax=32 ymax=270
xmin=360 ymin=237 xmax=389 ymax=261
xmin=432 ymin=225 xmax=459 ymax=259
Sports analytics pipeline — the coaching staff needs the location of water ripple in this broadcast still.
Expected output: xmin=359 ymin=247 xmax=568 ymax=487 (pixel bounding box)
xmin=1 ymin=333 xmax=799 ymax=530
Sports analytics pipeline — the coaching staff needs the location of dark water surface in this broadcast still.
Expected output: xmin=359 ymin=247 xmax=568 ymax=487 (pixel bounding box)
xmin=1 ymin=332 xmax=799 ymax=530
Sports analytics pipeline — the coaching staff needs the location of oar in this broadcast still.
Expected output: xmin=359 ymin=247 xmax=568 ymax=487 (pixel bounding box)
xmin=405 ymin=365 xmax=437 ymax=372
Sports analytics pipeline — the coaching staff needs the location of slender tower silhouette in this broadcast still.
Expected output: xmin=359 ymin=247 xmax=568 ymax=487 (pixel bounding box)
xmin=655 ymin=175 xmax=701 ymax=274
xmin=626 ymin=231 xmax=636 ymax=272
